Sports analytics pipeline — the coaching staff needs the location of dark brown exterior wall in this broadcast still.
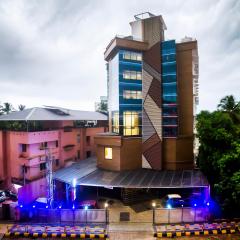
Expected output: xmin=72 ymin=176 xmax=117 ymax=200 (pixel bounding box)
xmin=95 ymin=135 xmax=142 ymax=171
xmin=176 ymin=41 xmax=197 ymax=136
xmin=121 ymin=138 xmax=142 ymax=170
xmin=163 ymin=137 xmax=193 ymax=170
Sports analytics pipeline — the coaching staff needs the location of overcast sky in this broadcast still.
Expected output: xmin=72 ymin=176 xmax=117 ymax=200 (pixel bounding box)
xmin=0 ymin=0 xmax=239 ymax=111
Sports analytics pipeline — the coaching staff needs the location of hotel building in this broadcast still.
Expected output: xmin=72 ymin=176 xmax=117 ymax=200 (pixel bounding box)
xmin=95 ymin=12 xmax=199 ymax=171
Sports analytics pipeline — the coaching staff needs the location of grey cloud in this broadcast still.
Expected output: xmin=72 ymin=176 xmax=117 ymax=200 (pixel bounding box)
xmin=0 ymin=0 xmax=239 ymax=111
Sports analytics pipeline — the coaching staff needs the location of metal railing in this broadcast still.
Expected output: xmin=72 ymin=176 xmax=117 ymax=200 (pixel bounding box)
xmin=19 ymin=208 xmax=108 ymax=224
xmin=153 ymin=207 xmax=210 ymax=224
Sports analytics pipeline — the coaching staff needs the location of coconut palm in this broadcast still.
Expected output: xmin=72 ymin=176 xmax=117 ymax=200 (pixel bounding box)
xmin=18 ymin=104 xmax=26 ymax=111
xmin=218 ymin=95 xmax=240 ymax=123
xmin=2 ymin=102 xmax=14 ymax=114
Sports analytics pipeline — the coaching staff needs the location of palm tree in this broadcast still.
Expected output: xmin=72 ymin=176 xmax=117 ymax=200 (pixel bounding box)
xmin=18 ymin=104 xmax=26 ymax=111
xmin=218 ymin=95 xmax=240 ymax=123
xmin=2 ymin=102 xmax=14 ymax=114
xmin=0 ymin=103 xmax=3 ymax=115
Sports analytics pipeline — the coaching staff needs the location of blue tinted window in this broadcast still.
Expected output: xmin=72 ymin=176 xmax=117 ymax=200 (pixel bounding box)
xmin=163 ymin=95 xmax=177 ymax=104
xmin=162 ymin=83 xmax=177 ymax=95
xmin=162 ymin=74 xmax=176 ymax=83
xmin=163 ymin=105 xmax=177 ymax=116
xmin=163 ymin=126 xmax=177 ymax=137
xmin=162 ymin=62 xmax=176 ymax=74
xmin=163 ymin=117 xmax=178 ymax=125
xmin=162 ymin=53 xmax=176 ymax=62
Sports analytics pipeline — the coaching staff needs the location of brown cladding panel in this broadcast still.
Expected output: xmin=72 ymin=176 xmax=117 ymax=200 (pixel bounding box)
xmin=142 ymin=133 xmax=160 ymax=153
xmin=143 ymin=42 xmax=161 ymax=72
xmin=143 ymin=141 xmax=162 ymax=170
xmin=148 ymin=78 xmax=162 ymax=108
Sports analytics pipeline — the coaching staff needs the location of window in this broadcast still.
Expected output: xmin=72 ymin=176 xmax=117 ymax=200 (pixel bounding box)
xmin=123 ymin=90 xmax=142 ymax=100
xmin=40 ymin=163 xmax=46 ymax=171
xmin=163 ymin=126 xmax=177 ymax=137
xmin=112 ymin=112 xmax=119 ymax=133
xmin=104 ymin=147 xmax=112 ymax=160
xmin=123 ymin=71 xmax=142 ymax=80
xmin=86 ymin=151 xmax=91 ymax=158
xmin=64 ymin=126 xmax=72 ymax=132
xmin=123 ymin=51 xmax=142 ymax=61
xmin=21 ymin=144 xmax=27 ymax=152
xmin=55 ymin=141 xmax=58 ymax=148
xmin=123 ymin=111 xmax=140 ymax=136
xmin=77 ymin=134 xmax=80 ymax=143
xmin=55 ymin=159 xmax=59 ymax=167
xmin=86 ymin=136 xmax=90 ymax=146
xmin=44 ymin=142 xmax=48 ymax=148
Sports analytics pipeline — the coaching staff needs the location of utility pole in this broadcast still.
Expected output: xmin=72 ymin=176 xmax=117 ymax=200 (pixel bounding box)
xmin=45 ymin=148 xmax=54 ymax=208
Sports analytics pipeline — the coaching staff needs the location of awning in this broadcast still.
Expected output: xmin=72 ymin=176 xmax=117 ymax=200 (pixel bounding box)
xmin=53 ymin=157 xmax=209 ymax=188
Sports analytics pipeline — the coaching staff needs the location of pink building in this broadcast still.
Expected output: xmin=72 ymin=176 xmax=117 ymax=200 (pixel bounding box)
xmin=0 ymin=107 xmax=107 ymax=188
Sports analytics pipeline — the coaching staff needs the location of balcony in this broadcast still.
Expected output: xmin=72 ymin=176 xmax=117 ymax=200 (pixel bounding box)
xmin=63 ymin=144 xmax=75 ymax=151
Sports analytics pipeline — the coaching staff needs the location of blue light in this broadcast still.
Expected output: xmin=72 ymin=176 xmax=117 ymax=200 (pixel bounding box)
xmin=194 ymin=203 xmax=197 ymax=207
xmin=46 ymin=205 xmax=48 ymax=209
xmin=20 ymin=205 xmax=23 ymax=208
xmin=207 ymin=202 xmax=210 ymax=206
xmin=58 ymin=205 xmax=62 ymax=209
xmin=181 ymin=204 xmax=184 ymax=208
xmin=84 ymin=205 xmax=88 ymax=210
xmin=32 ymin=205 xmax=36 ymax=208
xmin=72 ymin=205 xmax=75 ymax=210
xmin=167 ymin=204 xmax=172 ymax=209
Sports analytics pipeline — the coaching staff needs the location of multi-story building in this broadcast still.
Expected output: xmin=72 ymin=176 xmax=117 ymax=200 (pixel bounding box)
xmin=95 ymin=12 xmax=199 ymax=171
xmin=0 ymin=107 xmax=107 ymax=187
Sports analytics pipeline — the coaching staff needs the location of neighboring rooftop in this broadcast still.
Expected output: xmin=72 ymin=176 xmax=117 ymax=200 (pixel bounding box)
xmin=0 ymin=107 xmax=107 ymax=121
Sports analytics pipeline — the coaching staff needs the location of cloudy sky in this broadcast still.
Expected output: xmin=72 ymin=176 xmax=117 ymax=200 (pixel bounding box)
xmin=0 ymin=0 xmax=239 ymax=111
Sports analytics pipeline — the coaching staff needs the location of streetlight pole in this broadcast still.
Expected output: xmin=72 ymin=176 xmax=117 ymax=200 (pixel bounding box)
xmin=104 ymin=202 xmax=109 ymax=225
xmin=152 ymin=202 xmax=156 ymax=225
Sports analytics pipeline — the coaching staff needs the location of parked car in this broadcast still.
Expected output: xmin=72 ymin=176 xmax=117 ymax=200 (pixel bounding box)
xmin=73 ymin=199 xmax=98 ymax=209
xmin=4 ymin=190 xmax=18 ymax=201
xmin=162 ymin=194 xmax=184 ymax=208
xmin=0 ymin=190 xmax=8 ymax=203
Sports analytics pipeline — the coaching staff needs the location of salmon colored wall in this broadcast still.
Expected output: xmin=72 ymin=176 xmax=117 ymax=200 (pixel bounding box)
xmin=0 ymin=124 xmax=106 ymax=186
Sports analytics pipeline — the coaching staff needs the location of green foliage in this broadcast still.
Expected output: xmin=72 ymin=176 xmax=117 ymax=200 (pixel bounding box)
xmin=96 ymin=101 xmax=108 ymax=113
xmin=197 ymin=95 xmax=240 ymax=217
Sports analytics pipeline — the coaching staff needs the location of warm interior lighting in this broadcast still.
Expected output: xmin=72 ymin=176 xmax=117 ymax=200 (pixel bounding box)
xmin=104 ymin=147 xmax=112 ymax=160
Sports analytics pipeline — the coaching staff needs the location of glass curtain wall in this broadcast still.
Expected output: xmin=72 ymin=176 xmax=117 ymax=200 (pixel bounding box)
xmin=119 ymin=50 xmax=142 ymax=136
xmin=161 ymin=40 xmax=178 ymax=137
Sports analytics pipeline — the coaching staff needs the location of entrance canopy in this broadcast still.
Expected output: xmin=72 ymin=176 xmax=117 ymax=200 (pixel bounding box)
xmin=53 ymin=157 xmax=209 ymax=188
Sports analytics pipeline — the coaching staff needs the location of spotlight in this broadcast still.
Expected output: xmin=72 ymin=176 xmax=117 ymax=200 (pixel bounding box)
xmin=20 ymin=205 xmax=23 ymax=208
xmin=72 ymin=205 xmax=75 ymax=210
xmin=167 ymin=204 xmax=172 ymax=209
xmin=181 ymin=204 xmax=184 ymax=208
xmin=207 ymin=202 xmax=210 ymax=206
xmin=58 ymin=205 xmax=62 ymax=209
xmin=152 ymin=202 xmax=156 ymax=208
xmin=72 ymin=178 xmax=77 ymax=188
xmin=194 ymin=203 xmax=197 ymax=207
xmin=84 ymin=205 xmax=88 ymax=210
xmin=46 ymin=205 xmax=48 ymax=209
xmin=104 ymin=202 xmax=109 ymax=208
xmin=32 ymin=205 xmax=36 ymax=208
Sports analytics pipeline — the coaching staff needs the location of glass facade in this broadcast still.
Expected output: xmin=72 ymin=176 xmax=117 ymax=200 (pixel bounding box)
xmin=161 ymin=40 xmax=178 ymax=137
xmin=108 ymin=49 xmax=142 ymax=136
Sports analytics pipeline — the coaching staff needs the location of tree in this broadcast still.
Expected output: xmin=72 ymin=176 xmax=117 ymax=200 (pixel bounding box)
xmin=197 ymin=96 xmax=240 ymax=217
xmin=218 ymin=95 xmax=240 ymax=123
xmin=96 ymin=101 xmax=108 ymax=114
xmin=1 ymin=102 xmax=14 ymax=114
xmin=18 ymin=104 xmax=26 ymax=111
